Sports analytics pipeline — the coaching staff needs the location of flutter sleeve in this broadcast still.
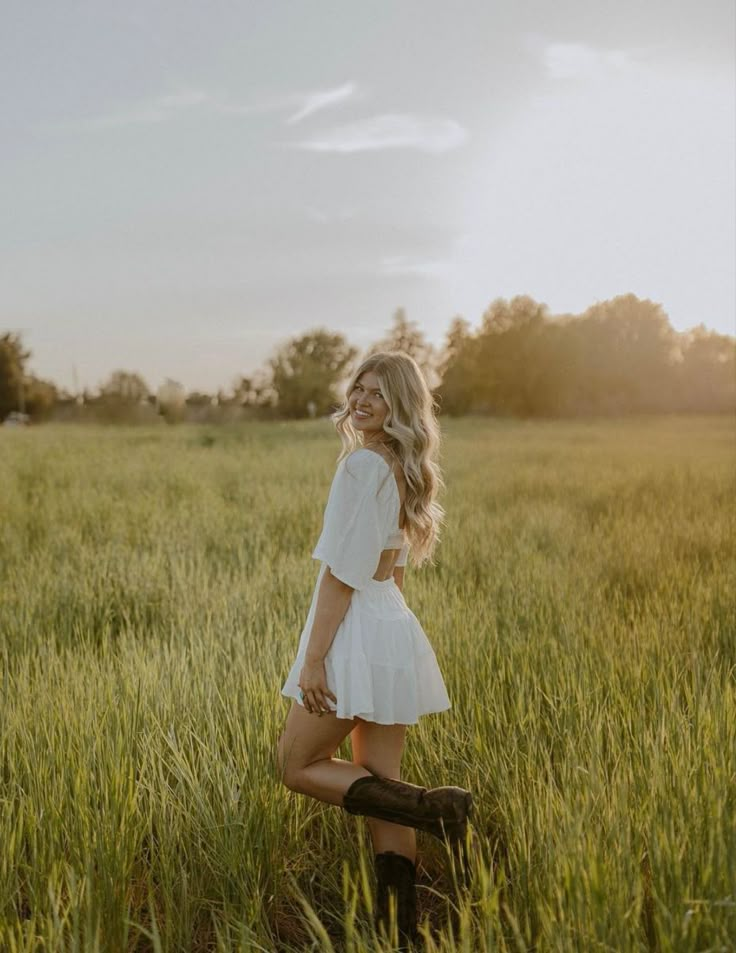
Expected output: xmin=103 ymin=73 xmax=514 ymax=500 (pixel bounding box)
xmin=312 ymin=452 xmax=389 ymax=590
xmin=395 ymin=541 xmax=410 ymax=568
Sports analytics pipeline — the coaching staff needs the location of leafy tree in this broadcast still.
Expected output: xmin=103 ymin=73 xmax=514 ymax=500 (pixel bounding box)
xmin=435 ymin=293 xmax=724 ymax=418
xmin=369 ymin=308 xmax=436 ymax=381
xmin=0 ymin=332 xmax=30 ymax=419
xmin=231 ymin=371 xmax=277 ymax=410
xmin=0 ymin=333 xmax=59 ymax=421
xmin=96 ymin=371 xmax=151 ymax=423
xmin=436 ymin=316 xmax=476 ymax=415
xmin=474 ymin=296 xmax=550 ymax=415
xmin=100 ymin=370 xmax=150 ymax=404
xmin=438 ymin=298 xmax=553 ymax=416
xmin=570 ymin=295 xmax=676 ymax=413
xmin=185 ymin=391 xmax=215 ymax=407
xmin=24 ymin=377 xmax=58 ymax=421
xmin=269 ymin=329 xmax=357 ymax=418
xmin=676 ymin=325 xmax=736 ymax=412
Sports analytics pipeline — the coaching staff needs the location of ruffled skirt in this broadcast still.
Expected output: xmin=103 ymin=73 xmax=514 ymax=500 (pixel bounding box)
xmin=281 ymin=562 xmax=451 ymax=725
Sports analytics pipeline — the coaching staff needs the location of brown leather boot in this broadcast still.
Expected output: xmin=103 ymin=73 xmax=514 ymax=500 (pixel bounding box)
xmin=343 ymin=774 xmax=472 ymax=842
xmin=374 ymin=851 xmax=419 ymax=950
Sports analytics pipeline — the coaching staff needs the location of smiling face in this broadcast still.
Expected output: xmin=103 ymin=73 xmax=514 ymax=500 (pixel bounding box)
xmin=348 ymin=369 xmax=390 ymax=437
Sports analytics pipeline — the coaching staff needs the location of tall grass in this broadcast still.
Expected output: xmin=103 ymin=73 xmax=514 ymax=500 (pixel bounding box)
xmin=1 ymin=416 xmax=734 ymax=952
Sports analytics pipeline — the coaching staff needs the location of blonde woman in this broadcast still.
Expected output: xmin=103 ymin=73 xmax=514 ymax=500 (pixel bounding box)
xmin=278 ymin=351 xmax=472 ymax=947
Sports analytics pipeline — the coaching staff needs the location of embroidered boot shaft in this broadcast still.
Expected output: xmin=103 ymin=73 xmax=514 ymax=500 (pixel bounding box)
xmin=343 ymin=774 xmax=472 ymax=842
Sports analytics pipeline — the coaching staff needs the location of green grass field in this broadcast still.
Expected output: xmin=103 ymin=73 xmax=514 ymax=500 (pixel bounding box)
xmin=1 ymin=416 xmax=734 ymax=952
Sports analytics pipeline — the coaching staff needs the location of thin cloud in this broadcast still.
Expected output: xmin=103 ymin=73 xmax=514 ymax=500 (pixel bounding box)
xmin=287 ymin=83 xmax=357 ymax=124
xmin=211 ymin=95 xmax=293 ymax=118
xmin=200 ymin=82 xmax=359 ymax=123
xmin=42 ymin=89 xmax=210 ymax=130
xmin=39 ymin=82 xmax=356 ymax=131
xmin=293 ymin=114 xmax=467 ymax=154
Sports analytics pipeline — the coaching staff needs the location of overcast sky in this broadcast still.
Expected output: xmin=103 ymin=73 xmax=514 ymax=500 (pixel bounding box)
xmin=2 ymin=0 xmax=734 ymax=393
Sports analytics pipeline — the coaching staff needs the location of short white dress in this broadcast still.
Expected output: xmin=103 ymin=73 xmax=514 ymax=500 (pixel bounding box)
xmin=281 ymin=448 xmax=451 ymax=725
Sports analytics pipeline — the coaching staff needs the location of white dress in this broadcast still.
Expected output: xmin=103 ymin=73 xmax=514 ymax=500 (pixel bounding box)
xmin=281 ymin=448 xmax=451 ymax=725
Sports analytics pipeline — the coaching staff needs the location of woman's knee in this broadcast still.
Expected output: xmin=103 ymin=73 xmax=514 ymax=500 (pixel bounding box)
xmin=276 ymin=733 xmax=304 ymax=792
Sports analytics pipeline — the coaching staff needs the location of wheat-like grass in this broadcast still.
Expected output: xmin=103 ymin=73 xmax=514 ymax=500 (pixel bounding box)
xmin=0 ymin=416 xmax=734 ymax=951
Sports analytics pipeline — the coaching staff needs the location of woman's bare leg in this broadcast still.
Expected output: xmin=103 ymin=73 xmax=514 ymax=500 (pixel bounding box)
xmin=350 ymin=720 xmax=417 ymax=862
xmin=277 ymin=701 xmax=371 ymax=804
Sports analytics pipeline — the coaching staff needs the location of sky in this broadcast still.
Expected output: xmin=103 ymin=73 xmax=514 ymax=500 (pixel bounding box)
xmin=2 ymin=0 xmax=734 ymax=394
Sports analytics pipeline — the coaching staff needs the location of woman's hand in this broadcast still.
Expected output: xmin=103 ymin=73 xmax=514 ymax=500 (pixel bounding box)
xmin=298 ymin=658 xmax=337 ymax=716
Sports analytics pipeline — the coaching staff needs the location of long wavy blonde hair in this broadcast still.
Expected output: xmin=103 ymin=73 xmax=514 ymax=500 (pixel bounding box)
xmin=332 ymin=351 xmax=445 ymax=566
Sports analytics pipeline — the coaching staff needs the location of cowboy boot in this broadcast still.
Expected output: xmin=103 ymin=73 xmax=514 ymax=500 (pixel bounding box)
xmin=374 ymin=851 xmax=419 ymax=951
xmin=343 ymin=773 xmax=472 ymax=842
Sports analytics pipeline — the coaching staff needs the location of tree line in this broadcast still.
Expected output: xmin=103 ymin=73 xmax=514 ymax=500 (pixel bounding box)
xmin=439 ymin=295 xmax=735 ymax=416
xmin=1 ymin=293 xmax=734 ymax=424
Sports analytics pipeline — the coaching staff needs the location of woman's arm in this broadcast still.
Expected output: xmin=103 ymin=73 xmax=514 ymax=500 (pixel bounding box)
xmin=299 ymin=568 xmax=354 ymax=713
xmin=301 ymin=452 xmax=389 ymax=712
xmin=304 ymin=568 xmax=354 ymax=663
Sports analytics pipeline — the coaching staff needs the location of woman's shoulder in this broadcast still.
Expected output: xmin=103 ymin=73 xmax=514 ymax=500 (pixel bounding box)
xmin=341 ymin=447 xmax=390 ymax=477
xmin=351 ymin=446 xmax=400 ymax=471
xmin=334 ymin=449 xmax=396 ymax=503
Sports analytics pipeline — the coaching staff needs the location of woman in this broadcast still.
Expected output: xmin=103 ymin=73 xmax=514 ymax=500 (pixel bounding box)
xmin=278 ymin=351 xmax=472 ymax=947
